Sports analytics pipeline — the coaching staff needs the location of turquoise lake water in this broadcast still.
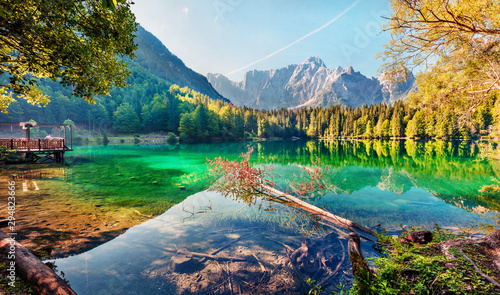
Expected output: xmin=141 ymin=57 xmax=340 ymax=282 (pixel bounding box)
xmin=15 ymin=139 xmax=500 ymax=294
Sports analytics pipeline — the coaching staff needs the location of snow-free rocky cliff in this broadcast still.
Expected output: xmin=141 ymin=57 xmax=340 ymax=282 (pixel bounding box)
xmin=207 ymin=57 xmax=415 ymax=110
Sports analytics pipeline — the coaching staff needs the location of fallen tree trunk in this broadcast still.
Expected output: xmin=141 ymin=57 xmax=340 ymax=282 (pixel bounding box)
xmin=208 ymin=148 xmax=375 ymax=237
xmin=0 ymin=230 xmax=76 ymax=295
xmin=263 ymin=184 xmax=375 ymax=236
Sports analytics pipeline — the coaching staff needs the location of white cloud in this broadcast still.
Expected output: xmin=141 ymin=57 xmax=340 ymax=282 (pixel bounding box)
xmin=182 ymin=7 xmax=189 ymax=16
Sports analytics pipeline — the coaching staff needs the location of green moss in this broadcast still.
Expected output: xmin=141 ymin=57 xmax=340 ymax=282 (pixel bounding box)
xmin=0 ymin=261 xmax=35 ymax=294
xmin=110 ymin=198 xmax=145 ymax=207
xmin=351 ymin=226 xmax=500 ymax=294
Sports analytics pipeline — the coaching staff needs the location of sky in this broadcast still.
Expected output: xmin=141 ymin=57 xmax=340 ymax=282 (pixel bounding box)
xmin=131 ymin=0 xmax=393 ymax=82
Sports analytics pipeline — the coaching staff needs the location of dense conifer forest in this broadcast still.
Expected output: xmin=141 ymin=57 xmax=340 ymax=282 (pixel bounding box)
xmin=1 ymin=66 xmax=496 ymax=141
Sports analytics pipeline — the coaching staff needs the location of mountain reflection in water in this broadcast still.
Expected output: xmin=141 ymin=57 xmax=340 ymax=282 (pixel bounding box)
xmin=2 ymin=139 xmax=499 ymax=294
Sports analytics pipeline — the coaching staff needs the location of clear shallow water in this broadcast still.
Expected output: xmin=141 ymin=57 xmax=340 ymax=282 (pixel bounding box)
xmin=7 ymin=139 xmax=500 ymax=294
xmin=50 ymin=191 xmax=348 ymax=295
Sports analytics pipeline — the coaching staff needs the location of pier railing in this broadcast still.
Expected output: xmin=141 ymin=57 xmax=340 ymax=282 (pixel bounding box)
xmin=0 ymin=138 xmax=69 ymax=152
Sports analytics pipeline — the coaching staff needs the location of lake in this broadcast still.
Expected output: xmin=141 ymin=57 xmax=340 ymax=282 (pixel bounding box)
xmin=4 ymin=139 xmax=500 ymax=294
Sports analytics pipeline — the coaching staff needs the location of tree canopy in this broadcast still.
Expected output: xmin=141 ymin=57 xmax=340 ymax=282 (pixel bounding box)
xmin=113 ymin=102 xmax=139 ymax=133
xmin=381 ymin=0 xmax=500 ymax=125
xmin=0 ymin=0 xmax=137 ymax=112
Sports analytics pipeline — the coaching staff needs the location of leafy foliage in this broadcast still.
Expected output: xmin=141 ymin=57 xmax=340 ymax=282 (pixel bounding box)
xmin=113 ymin=102 xmax=140 ymax=133
xmin=381 ymin=0 xmax=500 ymax=126
xmin=0 ymin=145 xmax=27 ymax=163
xmin=0 ymin=0 xmax=138 ymax=112
xmin=206 ymin=147 xmax=276 ymax=204
xmin=207 ymin=146 xmax=332 ymax=205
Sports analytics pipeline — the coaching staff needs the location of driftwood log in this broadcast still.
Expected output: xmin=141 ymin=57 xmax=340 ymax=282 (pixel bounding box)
xmin=348 ymin=232 xmax=371 ymax=279
xmin=263 ymin=185 xmax=375 ymax=237
xmin=0 ymin=229 xmax=76 ymax=295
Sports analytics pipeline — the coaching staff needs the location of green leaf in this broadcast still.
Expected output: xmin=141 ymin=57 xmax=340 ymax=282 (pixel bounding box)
xmin=102 ymin=0 xmax=117 ymax=10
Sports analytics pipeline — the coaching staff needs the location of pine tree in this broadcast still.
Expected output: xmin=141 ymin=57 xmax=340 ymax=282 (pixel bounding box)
xmin=307 ymin=111 xmax=318 ymax=138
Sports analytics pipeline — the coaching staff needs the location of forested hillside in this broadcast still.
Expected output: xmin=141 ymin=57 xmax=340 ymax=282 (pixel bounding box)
xmin=0 ymin=25 xmax=496 ymax=141
xmin=0 ymin=26 xmax=226 ymax=132
xmin=133 ymin=26 xmax=226 ymax=102
xmin=0 ymin=60 xmax=496 ymax=140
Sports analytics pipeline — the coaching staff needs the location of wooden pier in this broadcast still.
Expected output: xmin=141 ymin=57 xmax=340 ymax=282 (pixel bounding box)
xmin=0 ymin=122 xmax=73 ymax=164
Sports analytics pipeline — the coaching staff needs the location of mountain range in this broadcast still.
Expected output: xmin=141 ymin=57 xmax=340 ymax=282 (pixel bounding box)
xmin=0 ymin=26 xmax=229 ymax=124
xmin=207 ymin=57 xmax=415 ymax=110
xmin=134 ymin=26 xmax=227 ymax=102
xmin=1 ymin=26 xmax=415 ymax=125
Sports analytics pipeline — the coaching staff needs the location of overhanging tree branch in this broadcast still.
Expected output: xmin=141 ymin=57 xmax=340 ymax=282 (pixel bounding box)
xmin=0 ymin=0 xmax=138 ymax=112
xmin=381 ymin=0 xmax=500 ymax=128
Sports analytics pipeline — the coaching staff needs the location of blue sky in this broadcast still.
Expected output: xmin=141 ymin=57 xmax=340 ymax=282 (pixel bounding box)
xmin=131 ymin=0 xmax=393 ymax=81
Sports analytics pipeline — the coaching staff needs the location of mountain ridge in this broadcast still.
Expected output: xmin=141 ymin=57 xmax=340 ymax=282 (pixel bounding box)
xmin=207 ymin=57 xmax=415 ymax=110
xmin=134 ymin=26 xmax=228 ymax=102
xmin=0 ymin=26 xmax=229 ymax=125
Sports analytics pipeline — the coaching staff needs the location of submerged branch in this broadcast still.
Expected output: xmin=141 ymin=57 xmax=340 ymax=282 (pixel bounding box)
xmin=262 ymin=184 xmax=375 ymax=236
xmin=207 ymin=147 xmax=375 ymax=237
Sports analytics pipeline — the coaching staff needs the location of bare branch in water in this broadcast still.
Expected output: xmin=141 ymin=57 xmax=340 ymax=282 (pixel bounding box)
xmin=206 ymin=146 xmax=375 ymax=237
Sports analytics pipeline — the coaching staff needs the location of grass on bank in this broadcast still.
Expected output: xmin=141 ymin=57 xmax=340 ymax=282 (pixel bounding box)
xmin=348 ymin=225 xmax=500 ymax=295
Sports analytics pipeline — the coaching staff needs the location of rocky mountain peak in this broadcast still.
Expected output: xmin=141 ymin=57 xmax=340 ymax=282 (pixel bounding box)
xmin=207 ymin=57 xmax=415 ymax=110
xmin=302 ymin=56 xmax=326 ymax=68
xmin=345 ymin=66 xmax=355 ymax=75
